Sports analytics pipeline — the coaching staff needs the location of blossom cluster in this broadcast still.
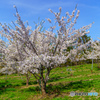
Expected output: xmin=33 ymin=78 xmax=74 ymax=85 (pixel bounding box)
xmin=0 ymin=7 xmax=92 ymax=75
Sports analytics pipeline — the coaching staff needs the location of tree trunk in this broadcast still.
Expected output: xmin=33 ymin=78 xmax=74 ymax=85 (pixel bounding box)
xmin=26 ymin=74 xmax=29 ymax=86
xmin=40 ymin=65 xmax=47 ymax=96
xmin=91 ymin=69 xmax=93 ymax=73
xmin=41 ymin=78 xmax=46 ymax=96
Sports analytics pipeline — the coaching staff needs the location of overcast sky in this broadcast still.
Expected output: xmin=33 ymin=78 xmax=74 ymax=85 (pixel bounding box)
xmin=0 ymin=0 xmax=100 ymax=41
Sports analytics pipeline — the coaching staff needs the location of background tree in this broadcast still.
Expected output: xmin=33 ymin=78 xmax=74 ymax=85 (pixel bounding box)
xmin=85 ymin=39 xmax=100 ymax=64
xmin=65 ymin=34 xmax=92 ymax=66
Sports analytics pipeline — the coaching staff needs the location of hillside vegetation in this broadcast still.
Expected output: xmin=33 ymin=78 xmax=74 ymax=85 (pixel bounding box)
xmin=0 ymin=63 xmax=100 ymax=100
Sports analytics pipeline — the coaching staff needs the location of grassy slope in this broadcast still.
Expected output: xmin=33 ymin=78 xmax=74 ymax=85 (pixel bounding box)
xmin=0 ymin=63 xmax=100 ymax=100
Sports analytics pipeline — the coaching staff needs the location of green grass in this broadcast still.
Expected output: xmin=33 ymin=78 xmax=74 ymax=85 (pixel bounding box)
xmin=0 ymin=63 xmax=100 ymax=100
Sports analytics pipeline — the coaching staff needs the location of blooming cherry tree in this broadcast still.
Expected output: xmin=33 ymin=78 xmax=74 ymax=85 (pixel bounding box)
xmin=85 ymin=39 xmax=100 ymax=60
xmin=0 ymin=6 xmax=92 ymax=95
xmin=0 ymin=39 xmax=17 ymax=75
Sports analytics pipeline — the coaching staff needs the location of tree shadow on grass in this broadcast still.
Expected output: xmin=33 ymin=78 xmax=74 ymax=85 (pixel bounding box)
xmin=20 ymin=86 xmax=41 ymax=94
xmin=0 ymin=82 xmax=7 ymax=89
xmin=21 ymin=80 xmax=38 ymax=86
xmin=46 ymin=80 xmax=94 ymax=94
xmin=0 ymin=82 xmax=14 ymax=94
xmin=20 ymin=80 xmax=93 ymax=97
xmin=0 ymin=80 xmax=94 ymax=96
xmin=0 ymin=81 xmax=13 ymax=88
xmin=0 ymin=81 xmax=20 ymax=94
xmin=95 ymin=65 xmax=100 ymax=71
xmin=48 ymin=76 xmax=62 ymax=82
xmin=48 ymin=75 xmax=73 ymax=83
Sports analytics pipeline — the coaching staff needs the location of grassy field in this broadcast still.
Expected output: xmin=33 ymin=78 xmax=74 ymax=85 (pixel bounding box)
xmin=0 ymin=63 xmax=100 ymax=100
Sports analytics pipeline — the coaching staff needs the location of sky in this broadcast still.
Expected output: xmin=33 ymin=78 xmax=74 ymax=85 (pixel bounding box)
xmin=0 ymin=0 xmax=100 ymax=41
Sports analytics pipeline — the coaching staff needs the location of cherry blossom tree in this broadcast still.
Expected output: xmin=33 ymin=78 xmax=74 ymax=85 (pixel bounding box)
xmin=0 ymin=6 xmax=92 ymax=95
xmin=84 ymin=39 xmax=100 ymax=59
xmin=85 ymin=39 xmax=100 ymax=73
xmin=0 ymin=38 xmax=32 ymax=86
xmin=0 ymin=39 xmax=16 ymax=75
xmin=84 ymin=39 xmax=100 ymax=68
